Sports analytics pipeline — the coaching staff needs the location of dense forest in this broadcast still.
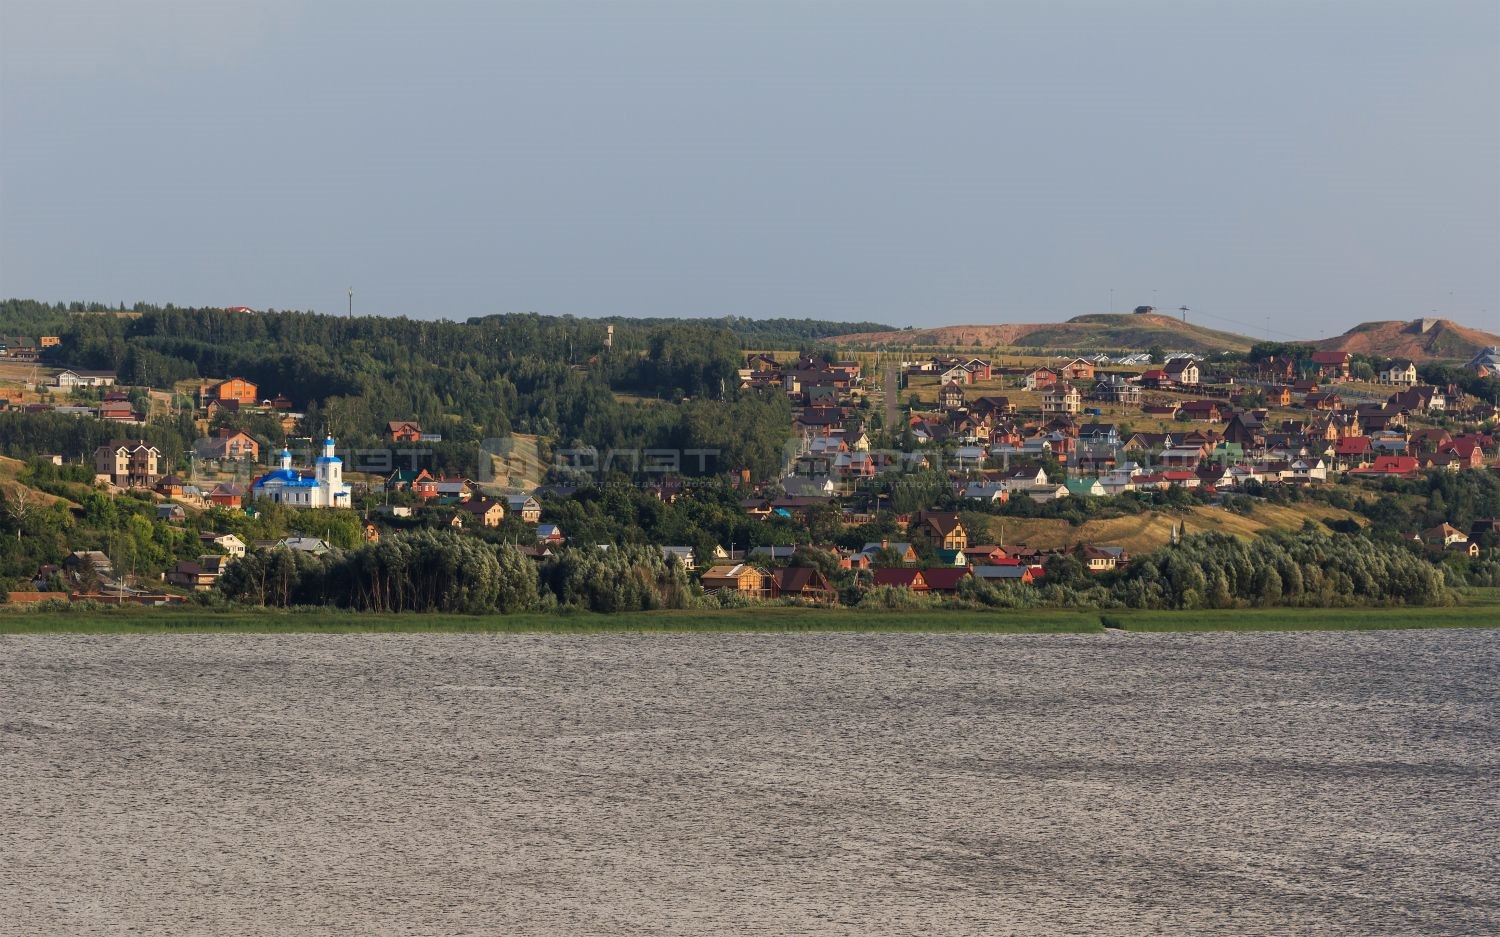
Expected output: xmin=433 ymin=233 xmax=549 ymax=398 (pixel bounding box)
xmin=3 ymin=300 xmax=878 ymax=480
xmin=203 ymin=524 xmax=1455 ymax=615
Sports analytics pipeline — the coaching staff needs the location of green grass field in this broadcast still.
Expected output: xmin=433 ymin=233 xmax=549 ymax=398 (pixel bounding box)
xmin=2 ymin=593 xmax=1496 ymax=635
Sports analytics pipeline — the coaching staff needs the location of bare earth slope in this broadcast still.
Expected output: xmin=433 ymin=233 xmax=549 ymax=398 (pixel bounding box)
xmin=831 ymin=313 xmax=1256 ymax=353
xmin=1309 ymin=318 xmax=1499 ymax=362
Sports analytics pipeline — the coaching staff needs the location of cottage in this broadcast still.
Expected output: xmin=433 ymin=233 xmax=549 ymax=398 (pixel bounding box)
xmin=1077 ymin=423 xmax=1120 ymax=447
xmin=1093 ymin=378 xmax=1141 ymax=404
xmin=862 ymin=541 xmax=920 ymax=564
xmin=388 ymin=420 xmax=424 ymax=443
xmin=54 ymin=369 xmax=118 ymax=390
xmin=167 ymin=555 xmax=233 ymax=592
xmin=207 ymin=429 xmax=259 ymax=462
xmin=1163 ymin=358 xmax=1200 ymax=385
xmin=973 ymin=564 xmax=1038 ymax=585
xmin=700 ymin=563 xmax=769 ymax=595
xmin=872 ymin=568 xmax=929 ymax=591
xmin=962 ymin=480 xmax=1009 ymax=503
xmin=205 ymin=377 xmax=258 ymax=405
xmin=1082 ymin=545 xmax=1126 ymax=572
xmin=433 ymin=477 xmax=473 ymax=501
xmin=506 ymin=495 xmax=543 ymax=523
xmin=1023 ymin=368 xmax=1058 ymax=391
xmin=209 ymin=482 xmax=245 ymax=509
xmin=1064 ymin=477 xmax=1106 ymax=498
xmin=970 ymin=395 xmax=1015 ymax=417
xmin=938 ymin=365 xmax=973 ymax=386
xmin=1060 ymin=358 xmax=1096 ymax=382
xmin=909 ymin=511 xmax=968 ymax=551
xmin=1350 ymin=455 xmax=1421 ymax=478
xmin=1179 ymin=400 xmax=1223 ymax=422
xmin=1310 ymin=351 xmax=1352 ymax=381
xmin=1379 ymin=360 xmax=1418 ymax=386
xmin=457 ymin=498 xmax=506 ymax=528
xmin=1256 ymin=356 xmax=1297 ymax=381
xmin=768 ymin=566 xmax=835 ymax=602
xmin=938 ymin=381 xmax=966 ymax=410
xmin=1021 ymin=483 xmax=1071 ymax=503
xmin=920 ymin=567 xmax=971 ymax=594
xmin=1421 ymin=523 xmax=1469 ymax=548
xmin=1289 ymin=458 xmax=1327 ymax=483
xmin=99 ymin=400 xmax=140 ymax=422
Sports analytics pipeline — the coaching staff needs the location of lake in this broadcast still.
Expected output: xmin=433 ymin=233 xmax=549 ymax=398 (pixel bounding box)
xmin=2 ymin=629 xmax=1496 ymax=935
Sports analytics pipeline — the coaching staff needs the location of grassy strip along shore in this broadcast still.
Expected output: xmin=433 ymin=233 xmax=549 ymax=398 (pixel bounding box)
xmin=3 ymin=592 xmax=1497 ymax=635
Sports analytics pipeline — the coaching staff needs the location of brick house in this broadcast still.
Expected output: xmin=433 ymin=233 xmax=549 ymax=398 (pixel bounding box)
xmin=206 ymin=377 xmax=259 ymax=405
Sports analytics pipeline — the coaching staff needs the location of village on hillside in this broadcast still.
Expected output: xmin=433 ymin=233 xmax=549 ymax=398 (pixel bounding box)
xmin=0 ymin=311 xmax=1497 ymax=609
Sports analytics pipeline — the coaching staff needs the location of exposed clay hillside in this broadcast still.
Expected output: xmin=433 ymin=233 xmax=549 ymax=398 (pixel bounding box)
xmin=973 ymin=501 xmax=1362 ymax=556
xmin=1308 ymin=318 xmax=1500 ymax=362
xmin=831 ymin=313 xmax=1256 ymax=353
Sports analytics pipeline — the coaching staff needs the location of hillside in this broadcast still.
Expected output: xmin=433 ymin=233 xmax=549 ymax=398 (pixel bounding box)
xmin=1308 ymin=318 xmax=1499 ymax=362
xmin=830 ymin=313 xmax=1256 ymax=353
xmin=974 ymin=501 xmax=1363 ymax=556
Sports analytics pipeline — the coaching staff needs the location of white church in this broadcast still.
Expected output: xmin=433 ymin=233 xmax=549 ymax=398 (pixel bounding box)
xmin=250 ymin=436 xmax=352 ymax=509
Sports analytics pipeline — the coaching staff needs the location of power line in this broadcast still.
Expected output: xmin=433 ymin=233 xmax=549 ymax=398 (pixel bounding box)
xmin=1181 ymin=305 xmax=1307 ymax=343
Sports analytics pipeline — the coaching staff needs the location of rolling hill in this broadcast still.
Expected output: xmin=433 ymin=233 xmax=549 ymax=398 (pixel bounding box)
xmin=830 ymin=313 xmax=1257 ymax=353
xmin=1307 ymin=318 xmax=1499 ymax=362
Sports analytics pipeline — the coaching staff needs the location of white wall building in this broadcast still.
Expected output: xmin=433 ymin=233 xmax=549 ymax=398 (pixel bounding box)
xmin=250 ymin=436 xmax=351 ymax=508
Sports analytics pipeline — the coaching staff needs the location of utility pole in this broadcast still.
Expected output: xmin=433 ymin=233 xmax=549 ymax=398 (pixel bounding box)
xmin=347 ymin=287 xmax=353 ymax=320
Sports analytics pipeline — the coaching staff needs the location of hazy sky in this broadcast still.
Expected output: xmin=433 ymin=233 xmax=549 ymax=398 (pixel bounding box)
xmin=2 ymin=0 xmax=1496 ymax=339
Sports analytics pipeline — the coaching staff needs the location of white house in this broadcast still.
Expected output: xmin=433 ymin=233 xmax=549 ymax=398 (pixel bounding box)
xmin=199 ymin=532 xmax=247 ymax=558
xmin=938 ymin=365 xmax=972 ymax=385
xmin=54 ymin=369 xmax=118 ymax=390
xmin=1022 ymin=483 xmax=1070 ymax=503
xmin=1378 ymin=361 xmax=1418 ymax=386
xmin=1290 ymin=458 xmax=1327 ymax=483
xmin=250 ymin=436 xmax=351 ymax=509
xmin=1163 ymin=358 xmax=1200 ymax=385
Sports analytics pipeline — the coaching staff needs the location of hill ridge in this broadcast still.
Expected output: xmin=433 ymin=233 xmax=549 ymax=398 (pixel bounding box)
xmin=829 ymin=313 xmax=1256 ymax=354
xmin=1307 ymin=318 xmax=1498 ymax=362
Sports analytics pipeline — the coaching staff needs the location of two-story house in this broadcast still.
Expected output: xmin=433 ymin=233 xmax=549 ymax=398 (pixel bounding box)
xmin=205 ymin=377 xmax=259 ymax=405
xmin=1379 ymin=360 xmax=1418 ymax=386
xmin=1163 ymin=358 xmax=1200 ymax=386
xmin=909 ymin=511 xmax=969 ymax=551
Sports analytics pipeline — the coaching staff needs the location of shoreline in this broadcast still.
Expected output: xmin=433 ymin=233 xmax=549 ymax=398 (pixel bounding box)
xmin=3 ymin=601 xmax=1497 ymax=635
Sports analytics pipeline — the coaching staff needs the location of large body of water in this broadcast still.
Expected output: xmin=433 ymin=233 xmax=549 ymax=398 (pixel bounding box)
xmin=2 ymin=629 xmax=1496 ymax=935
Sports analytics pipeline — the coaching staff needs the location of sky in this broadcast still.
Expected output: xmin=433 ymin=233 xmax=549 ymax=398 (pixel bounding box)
xmin=1 ymin=0 xmax=1496 ymax=340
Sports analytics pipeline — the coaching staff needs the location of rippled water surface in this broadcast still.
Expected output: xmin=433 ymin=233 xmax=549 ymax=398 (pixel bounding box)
xmin=2 ymin=629 xmax=1497 ymax=935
